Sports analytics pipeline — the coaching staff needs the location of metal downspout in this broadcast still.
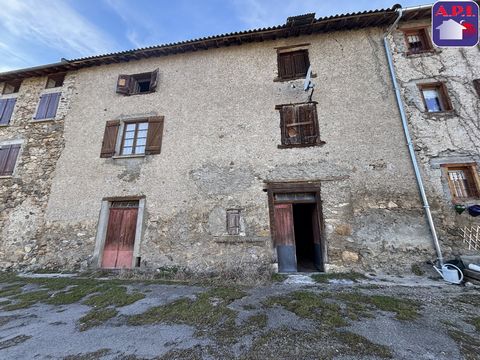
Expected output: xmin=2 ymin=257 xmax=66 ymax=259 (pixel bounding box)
xmin=383 ymin=8 xmax=444 ymax=267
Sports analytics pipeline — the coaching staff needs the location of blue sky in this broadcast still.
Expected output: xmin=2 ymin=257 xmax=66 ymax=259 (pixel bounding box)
xmin=0 ymin=0 xmax=429 ymax=72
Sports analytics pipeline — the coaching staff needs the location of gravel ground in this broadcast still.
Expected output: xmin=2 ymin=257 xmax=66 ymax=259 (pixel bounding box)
xmin=0 ymin=273 xmax=478 ymax=360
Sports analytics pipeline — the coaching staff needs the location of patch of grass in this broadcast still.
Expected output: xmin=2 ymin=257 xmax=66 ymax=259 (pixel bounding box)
xmin=63 ymin=348 xmax=111 ymax=360
xmin=448 ymin=329 xmax=480 ymax=360
xmin=334 ymin=331 xmax=393 ymax=358
xmin=127 ymin=287 xmax=245 ymax=328
xmin=0 ymin=283 xmax=26 ymax=298
xmin=470 ymin=317 xmax=480 ymax=332
xmin=369 ymin=295 xmax=420 ymax=321
xmin=264 ymin=290 xmax=346 ymax=327
xmin=311 ymin=272 xmax=367 ymax=283
xmin=78 ymin=308 xmax=118 ymax=331
xmin=47 ymin=283 xmax=106 ymax=305
xmin=83 ymin=286 xmax=145 ymax=308
xmin=457 ymin=294 xmax=480 ymax=307
xmin=3 ymin=290 xmax=51 ymax=310
xmin=271 ymin=273 xmax=287 ymax=282
xmin=0 ymin=335 xmax=32 ymax=350
xmin=411 ymin=264 xmax=425 ymax=276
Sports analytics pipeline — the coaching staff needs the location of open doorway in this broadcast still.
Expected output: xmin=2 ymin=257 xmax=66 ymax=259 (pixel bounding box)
xmin=292 ymin=203 xmax=317 ymax=272
xmin=268 ymin=182 xmax=325 ymax=273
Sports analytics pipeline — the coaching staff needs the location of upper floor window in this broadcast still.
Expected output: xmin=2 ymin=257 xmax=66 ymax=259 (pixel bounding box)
xmin=403 ymin=28 xmax=433 ymax=55
xmin=419 ymin=83 xmax=453 ymax=113
xmin=0 ymin=98 xmax=16 ymax=126
xmin=116 ymin=69 xmax=159 ymax=95
xmin=0 ymin=143 xmax=21 ymax=177
xmin=442 ymin=164 xmax=480 ymax=201
xmin=2 ymin=80 xmax=21 ymax=95
xmin=46 ymin=73 xmax=65 ymax=89
xmin=277 ymin=50 xmax=309 ymax=80
xmin=34 ymin=92 xmax=61 ymax=120
xmin=276 ymin=102 xmax=322 ymax=148
xmin=100 ymin=116 xmax=164 ymax=158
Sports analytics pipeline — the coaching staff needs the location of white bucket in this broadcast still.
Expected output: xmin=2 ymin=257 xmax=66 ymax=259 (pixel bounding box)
xmin=434 ymin=264 xmax=464 ymax=284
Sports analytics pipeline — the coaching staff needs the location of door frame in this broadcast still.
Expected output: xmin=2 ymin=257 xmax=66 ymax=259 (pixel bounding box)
xmin=266 ymin=181 xmax=327 ymax=271
xmin=93 ymin=196 xmax=146 ymax=269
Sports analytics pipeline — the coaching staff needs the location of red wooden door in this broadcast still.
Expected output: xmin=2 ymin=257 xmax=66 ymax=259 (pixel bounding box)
xmin=274 ymin=204 xmax=297 ymax=272
xmin=101 ymin=207 xmax=138 ymax=269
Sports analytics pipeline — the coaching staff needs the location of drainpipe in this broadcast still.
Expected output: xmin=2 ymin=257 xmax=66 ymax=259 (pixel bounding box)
xmin=383 ymin=8 xmax=444 ymax=267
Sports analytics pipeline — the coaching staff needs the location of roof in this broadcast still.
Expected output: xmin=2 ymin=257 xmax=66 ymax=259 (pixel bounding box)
xmin=0 ymin=4 xmax=408 ymax=82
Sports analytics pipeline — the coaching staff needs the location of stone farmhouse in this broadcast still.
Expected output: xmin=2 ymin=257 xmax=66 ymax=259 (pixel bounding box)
xmin=0 ymin=4 xmax=478 ymax=275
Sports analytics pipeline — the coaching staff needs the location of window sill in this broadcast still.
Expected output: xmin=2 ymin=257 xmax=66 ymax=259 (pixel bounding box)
xmin=0 ymin=124 xmax=11 ymax=127
xmin=112 ymin=154 xmax=146 ymax=159
xmin=278 ymin=141 xmax=326 ymax=149
xmin=0 ymin=175 xmax=13 ymax=179
xmin=273 ymin=73 xmax=316 ymax=82
xmin=423 ymin=110 xmax=456 ymax=118
xmin=31 ymin=118 xmax=56 ymax=123
xmin=405 ymin=49 xmax=437 ymax=57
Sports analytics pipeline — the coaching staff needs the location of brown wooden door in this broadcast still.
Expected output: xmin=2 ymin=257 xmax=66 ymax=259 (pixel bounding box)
xmin=101 ymin=207 xmax=138 ymax=269
xmin=274 ymin=204 xmax=297 ymax=272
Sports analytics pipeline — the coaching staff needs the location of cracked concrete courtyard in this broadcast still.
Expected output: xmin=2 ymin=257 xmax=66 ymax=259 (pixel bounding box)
xmin=0 ymin=272 xmax=479 ymax=359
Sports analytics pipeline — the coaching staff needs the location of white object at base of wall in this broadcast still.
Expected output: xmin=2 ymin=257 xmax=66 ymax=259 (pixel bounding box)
xmin=468 ymin=264 xmax=480 ymax=273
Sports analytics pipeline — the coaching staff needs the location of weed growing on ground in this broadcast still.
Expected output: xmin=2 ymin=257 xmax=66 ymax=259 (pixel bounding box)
xmin=448 ymin=329 xmax=480 ymax=360
xmin=334 ymin=331 xmax=393 ymax=358
xmin=78 ymin=308 xmax=119 ymax=331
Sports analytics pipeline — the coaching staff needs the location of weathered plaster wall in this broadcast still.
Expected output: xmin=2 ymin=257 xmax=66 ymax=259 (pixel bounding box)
xmin=0 ymin=75 xmax=76 ymax=268
xmin=35 ymin=27 xmax=433 ymax=273
xmin=390 ymin=19 xmax=480 ymax=256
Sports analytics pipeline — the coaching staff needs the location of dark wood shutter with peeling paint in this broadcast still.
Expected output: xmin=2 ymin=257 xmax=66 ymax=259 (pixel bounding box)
xmin=279 ymin=103 xmax=319 ymax=147
xmin=277 ymin=50 xmax=309 ymax=80
xmin=0 ymin=144 xmax=20 ymax=176
xmin=0 ymin=98 xmax=16 ymax=125
xmin=145 ymin=116 xmax=164 ymax=155
xmin=100 ymin=120 xmax=120 ymax=158
xmin=116 ymin=75 xmax=132 ymax=95
xmin=474 ymin=79 xmax=480 ymax=98
xmin=226 ymin=210 xmax=240 ymax=235
xmin=150 ymin=69 xmax=159 ymax=91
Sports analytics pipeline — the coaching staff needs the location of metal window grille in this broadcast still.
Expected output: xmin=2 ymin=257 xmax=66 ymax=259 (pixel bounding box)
xmin=462 ymin=226 xmax=480 ymax=251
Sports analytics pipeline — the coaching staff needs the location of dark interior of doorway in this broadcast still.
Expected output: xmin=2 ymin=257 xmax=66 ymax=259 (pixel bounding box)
xmin=292 ymin=203 xmax=317 ymax=272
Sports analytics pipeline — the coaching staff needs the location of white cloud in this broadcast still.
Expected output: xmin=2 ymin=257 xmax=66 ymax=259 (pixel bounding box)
xmin=0 ymin=0 xmax=117 ymax=59
xmin=104 ymin=0 xmax=163 ymax=48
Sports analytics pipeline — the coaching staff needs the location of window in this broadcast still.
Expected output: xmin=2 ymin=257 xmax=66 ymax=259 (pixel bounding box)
xmin=100 ymin=116 xmax=164 ymax=158
xmin=121 ymin=121 xmax=149 ymax=155
xmin=473 ymin=79 xmax=480 ymax=98
xmin=277 ymin=50 xmax=309 ymax=80
xmin=0 ymin=98 xmax=16 ymax=125
xmin=442 ymin=164 xmax=480 ymax=201
xmin=2 ymin=80 xmax=21 ymax=95
xmin=226 ymin=209 xmax=241 ymax=235
xmin=116 ymin=69 xmax=159 ymax=95
xmin=0 ymin=143 xmax=21 ymax=176
xmin=46 ymin=73 xmax=65 ymax=89
xmin=419 ymin=83 xmax=452 ymax=112
xmin=276 ymin=102 xmax=322 ymax=148
xmin=34 ymin=92 xmax=61 ymax=120
xmin=404 ymin=28 xmax=432 ymax=54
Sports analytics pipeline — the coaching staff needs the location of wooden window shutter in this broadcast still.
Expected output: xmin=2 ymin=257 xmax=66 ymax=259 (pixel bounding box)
xmin=292 ymin=51 xmax=309 ymax=77
xmin=145 ymin=116 xmax=164 ymax=155
xmin=100 ymin=120 xmax=120 ymax=158
xmin=298 ymin=103 xmax=319 ymax=144
xmin=0 ymin=98 xmax=16 ymax=125
xmin=280 ymin=105 xmax=299 ymax=145
xmin=35 ymin=94 xmax=50 ymax=119
xmin=116 ymin=75 xmax=132 ymax=95
xmin=0 ymin=144 xmax=20 ymax=176
xmin=150 ymin=69 xmax=159 ymax=91
xmin=45 ymin=93 xmax=61 ymax=119
xmin=226 ymin=210 xmax=240 ymax=235
xmin=474 ymin=79 xmax=480 ymax=97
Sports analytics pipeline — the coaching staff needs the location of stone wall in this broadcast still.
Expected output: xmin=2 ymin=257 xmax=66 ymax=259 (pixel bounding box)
xmin=31 ymin=27 xmax=434 ymax=274
xmin=389 ymin=19 xmax=480 ymax=258
xmin=0 ymin=74 xmax=76 ymax=269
